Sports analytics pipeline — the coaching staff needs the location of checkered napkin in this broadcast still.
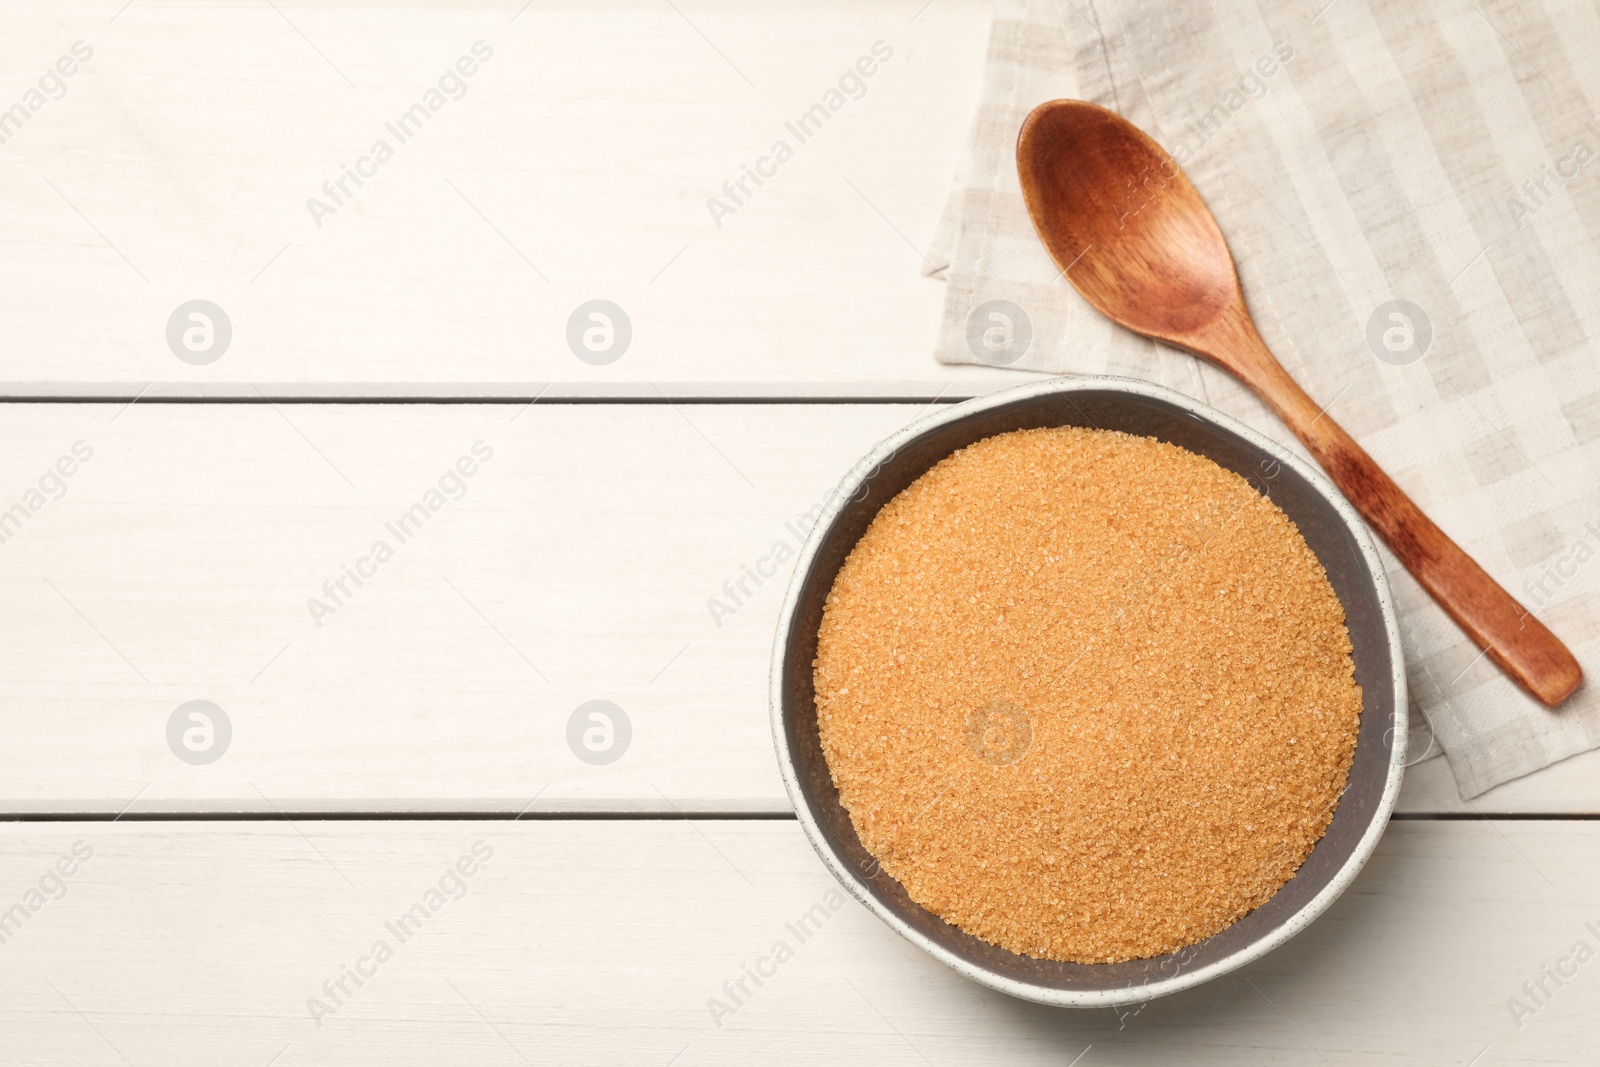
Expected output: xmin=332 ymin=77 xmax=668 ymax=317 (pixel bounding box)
xmin=926 ymin=0 xmax=1600 ymax=797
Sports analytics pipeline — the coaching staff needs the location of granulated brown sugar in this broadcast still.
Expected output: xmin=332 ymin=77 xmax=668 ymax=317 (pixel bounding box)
xmin=813 ymin=426 xmax=1362 ymax=964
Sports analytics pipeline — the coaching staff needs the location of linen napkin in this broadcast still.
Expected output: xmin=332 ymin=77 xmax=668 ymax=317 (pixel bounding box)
xmin=927 ymin=0 xmax=1600 ymax=797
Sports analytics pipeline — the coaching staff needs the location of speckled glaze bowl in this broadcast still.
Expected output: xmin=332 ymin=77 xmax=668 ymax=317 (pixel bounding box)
xmin=769 ymin=375 xmax=1406 ymax=1008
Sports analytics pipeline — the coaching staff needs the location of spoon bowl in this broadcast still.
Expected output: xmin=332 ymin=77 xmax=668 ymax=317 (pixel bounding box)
xmin=1021 ymin=101 xmax=1234 ymax=337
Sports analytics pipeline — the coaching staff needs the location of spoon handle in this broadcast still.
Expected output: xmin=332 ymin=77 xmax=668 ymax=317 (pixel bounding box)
xmin=1209 ymin=315 xmax=1582 ymax=708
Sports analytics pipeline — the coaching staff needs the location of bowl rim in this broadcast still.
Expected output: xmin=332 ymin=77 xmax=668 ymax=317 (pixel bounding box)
xmin=768 ymin=373 xmax=1408 ymax=1008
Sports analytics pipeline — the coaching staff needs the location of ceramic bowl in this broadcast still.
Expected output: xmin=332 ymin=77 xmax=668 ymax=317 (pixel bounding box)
xmin=769 ymin=375 xmax=1407 ymax=1007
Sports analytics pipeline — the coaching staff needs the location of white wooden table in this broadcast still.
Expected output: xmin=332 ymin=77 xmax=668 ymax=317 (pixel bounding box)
xmin=2 ymin=2 xmax=1597 ymax=1063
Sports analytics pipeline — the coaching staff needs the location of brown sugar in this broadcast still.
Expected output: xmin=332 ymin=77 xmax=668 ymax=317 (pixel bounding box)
xmin=813 ymin=426 xmax=1363 ymax=964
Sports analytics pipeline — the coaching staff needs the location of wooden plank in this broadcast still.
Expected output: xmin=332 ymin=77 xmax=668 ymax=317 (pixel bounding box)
xmin=0 ymin=401 xmax=921 ymax=813
xmin=0 ymin=400 xmax=1595 ymax=815
xmin=1398 ymin=748 xmax=1600 ymax=815
xmin=0 ymin=0 xmax=1020 ymax=397
xmin=0 ymin=819 xmax=1594 ymax=1064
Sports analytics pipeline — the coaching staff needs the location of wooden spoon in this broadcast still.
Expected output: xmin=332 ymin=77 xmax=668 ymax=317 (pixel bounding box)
xmin=1017 ymin=98 xmax=1582 ymax=707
